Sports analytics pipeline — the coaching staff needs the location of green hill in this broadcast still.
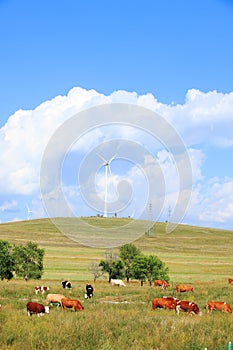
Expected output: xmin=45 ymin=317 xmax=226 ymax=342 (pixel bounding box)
xmin=0 ymin=217 xmax=232 ymax=282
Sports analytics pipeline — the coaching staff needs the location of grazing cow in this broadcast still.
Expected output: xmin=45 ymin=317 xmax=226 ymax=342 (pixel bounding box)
xmin=154 ymin=279 xmax=170 ymax=290
xmin=34 ymin=286 xmax=50 ymax=295
xmin=26 ymin=302 xmax=49 ymax=317
xmin=228 ymin=278 xmax=233 ymax=285
xmin=176 ymin=300 xmax=202 ymax=316
xmin=176 ymin=284 xmax=194 ymax=293
xmin=61 ymin=298 xmax=84 ymax=312
xmin=61 ymin=280 xmax=72 ymax=289
xmin=207 ymin=301 xmax=232 ymax=314
xmin=85 ymin=284 xmax=94 ymax=299
xmin=152 ymin=297 xmax=179 ymax=310
xmin=110 ymin=279 xmax=126 ymax=287
xmin=46 ymin=293 xmax=66 ymax=307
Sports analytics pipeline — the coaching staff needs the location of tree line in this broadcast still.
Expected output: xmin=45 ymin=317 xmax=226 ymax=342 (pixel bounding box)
xmin=91 ymin=243 xmax=169 ymax=286
xmin=0 ymin=240 xmax=44 ymax=281
xmin=1 ymin=240 xmax=169 ymax=286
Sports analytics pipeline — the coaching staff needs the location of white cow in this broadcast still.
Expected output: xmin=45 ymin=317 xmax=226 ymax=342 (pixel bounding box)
xmin=111 ymin=279 xmax=126 ymax=287
xmin=46 ymin=293 xmax=66 ymax=307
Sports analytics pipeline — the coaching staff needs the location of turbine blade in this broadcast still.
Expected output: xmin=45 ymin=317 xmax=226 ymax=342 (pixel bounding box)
xmin=96 ymin=152 xmax=107 ymax=164
xmin=109 ymin=153 xmax=117 ymax=164
xmin=108 ymin=163 xmax=113 ymax=179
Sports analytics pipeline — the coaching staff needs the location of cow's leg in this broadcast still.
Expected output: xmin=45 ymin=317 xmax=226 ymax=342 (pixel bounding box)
xmin=175 ymin=305 xmax=180 ymax=315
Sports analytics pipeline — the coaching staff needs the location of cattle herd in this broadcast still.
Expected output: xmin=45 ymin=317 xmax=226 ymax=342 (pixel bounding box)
xmin=152 ymin=279 xmax=233 ymax=315
xmin=24 ymin=280 xmax=93 ymax=317
xmin=1 ymin=278 xmax=232 ymax=318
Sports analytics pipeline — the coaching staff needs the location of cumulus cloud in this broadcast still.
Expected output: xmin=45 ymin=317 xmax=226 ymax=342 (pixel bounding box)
xmin=159 ymin=89 xmax=233 ymax=147
xmin=187 ymin=177 xmax=233 ymax=229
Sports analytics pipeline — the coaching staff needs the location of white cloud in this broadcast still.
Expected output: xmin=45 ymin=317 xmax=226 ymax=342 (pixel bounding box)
xmin=186 ymin=177 xmax=233 ymax=228
xmin=159 ymin=89 xmax=233 ymax=148
xmin=0 ymin=200 xmax=17 ymax=212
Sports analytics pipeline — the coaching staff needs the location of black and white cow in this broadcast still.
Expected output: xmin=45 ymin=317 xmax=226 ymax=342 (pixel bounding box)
xmin=61 ymin=280 xmax=72 ymax=289
xmin=85 ymin=284 xmax=94 ymax=299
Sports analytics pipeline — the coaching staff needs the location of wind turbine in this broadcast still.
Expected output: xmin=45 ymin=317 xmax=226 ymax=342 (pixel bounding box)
xmin=26 ymin=204 xmax=34 ymax=221
xmin=97 ymin=153 xmax=116 ymax=218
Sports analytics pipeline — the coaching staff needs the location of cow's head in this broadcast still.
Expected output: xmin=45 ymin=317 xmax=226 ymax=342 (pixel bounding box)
xmin=45 ymin=306 xmax=50 ymax=314
xmin=78 ymin=303 xmax=84 ymax=310
xmin=192 ymin=304 xmax=202 ymax=316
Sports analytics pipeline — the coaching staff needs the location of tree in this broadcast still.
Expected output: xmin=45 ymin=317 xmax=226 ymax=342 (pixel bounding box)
xmin=144 ymin=255 xmax=169 ymax=286
xmin=0 ymin=240 xmax=14 ymax=280
xmin=99 ymin=250 xmax=125 ymax=282
xmin=13 ymin=242 xmax=44 ymax=281
xmin=131 ymin=255 xmax=148 ymax=286
xmin=131 ymin=254 xmax=169 ymax=286
xmin=89 ymin=261 xmax=104 ymax=282
xmin=119 ymin=243 xmax=141 ymax=282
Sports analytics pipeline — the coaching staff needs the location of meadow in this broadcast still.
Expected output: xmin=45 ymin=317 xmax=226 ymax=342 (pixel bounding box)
xmin=0 ymin=218 xmax=233 ymax=349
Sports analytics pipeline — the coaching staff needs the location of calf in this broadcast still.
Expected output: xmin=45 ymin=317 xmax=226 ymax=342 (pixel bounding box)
xmin=176 ymin=300 xmax=202 ymax=316
xmin=26 ymin=302 xmax=49 ymax=317
xmin=46 ymin=293 xmax=66 ymax=307
xmin=85 ymin=284 xmax=94 ymax=299
xmin=61 ymin=280 xmax=72 ymax=289
xmin=35 ymin=286 xmax=50 ymax=295
xmin=154 ymin=279 xmax=170 ymax=290
xmin=176 ymin=284 xmax=194 ymax=293
xmin=152 ymin=297 xmax=179 ymax=310
xmin=207 ymin=301 xmax=232 ymax=314
xmin=111 ymin=279 xmax=126 ymax=287
xmin=61 ymin=298 xmax=84 ymax=312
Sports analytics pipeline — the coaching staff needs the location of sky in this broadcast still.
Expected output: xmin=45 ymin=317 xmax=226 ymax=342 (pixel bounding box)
xmin=0 ymin=0 xmax=233 ymax=233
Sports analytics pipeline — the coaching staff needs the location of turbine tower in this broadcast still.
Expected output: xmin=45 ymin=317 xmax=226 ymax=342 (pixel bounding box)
xmin=97 ymin=153 xmax=116 ymax=218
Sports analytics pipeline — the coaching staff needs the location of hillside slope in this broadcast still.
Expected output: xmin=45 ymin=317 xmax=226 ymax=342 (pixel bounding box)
xmin=0 ymin=217 xmax=232 ymax=282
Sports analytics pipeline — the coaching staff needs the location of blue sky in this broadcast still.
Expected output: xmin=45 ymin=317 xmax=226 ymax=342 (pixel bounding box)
xmin=0 ymin=0 xmax=233 ymax=232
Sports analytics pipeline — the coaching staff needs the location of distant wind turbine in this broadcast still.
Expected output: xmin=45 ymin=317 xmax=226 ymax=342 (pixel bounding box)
xmin=97 ymin=153 xmax=116 ymax=218
xmin=26 ymin=204 xmax=34 ymax=221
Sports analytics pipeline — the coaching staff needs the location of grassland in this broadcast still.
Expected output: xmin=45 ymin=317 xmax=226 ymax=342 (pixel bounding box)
xmin=0 ymin=217 xmax=232 ymax=282
xmin=0 ymin=279 xmax=233 ymax=350
xmin=0 ymin=218 xmax=233 ymax=349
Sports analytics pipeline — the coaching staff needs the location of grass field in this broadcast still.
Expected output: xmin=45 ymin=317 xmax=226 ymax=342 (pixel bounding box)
xmin=0 ymin=217 xmax=232 ymax=282
xmin=0 ymin=218 xmax=233 ymax=349
xmin=0 ymin=279 xmax=233 ymax=349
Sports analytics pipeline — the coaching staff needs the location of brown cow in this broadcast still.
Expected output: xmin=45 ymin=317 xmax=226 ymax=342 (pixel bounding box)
xmin=46 ymin=293 xmax=66 ymax=307
xmin=176 ymin=284 xmax=194 ymax=293
xmin=61 ymin=298 xmax=84 ymax=312
xmin=152 ymin=297 xmax=179 ymax=310
xmin=176 ymin=300 xmax=202 ymax=316
xmin=228 ymin=278 xmax=233 ymax=285
xmin=207 ymin=301 xmax=232 ymax=314
xmin=35 ymin=286 xmax=50 ymax=295
xmin=154 ymin=280 xmax=170 ymax=290
xmin=26 ymin=302 xmax=50 ymax=317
